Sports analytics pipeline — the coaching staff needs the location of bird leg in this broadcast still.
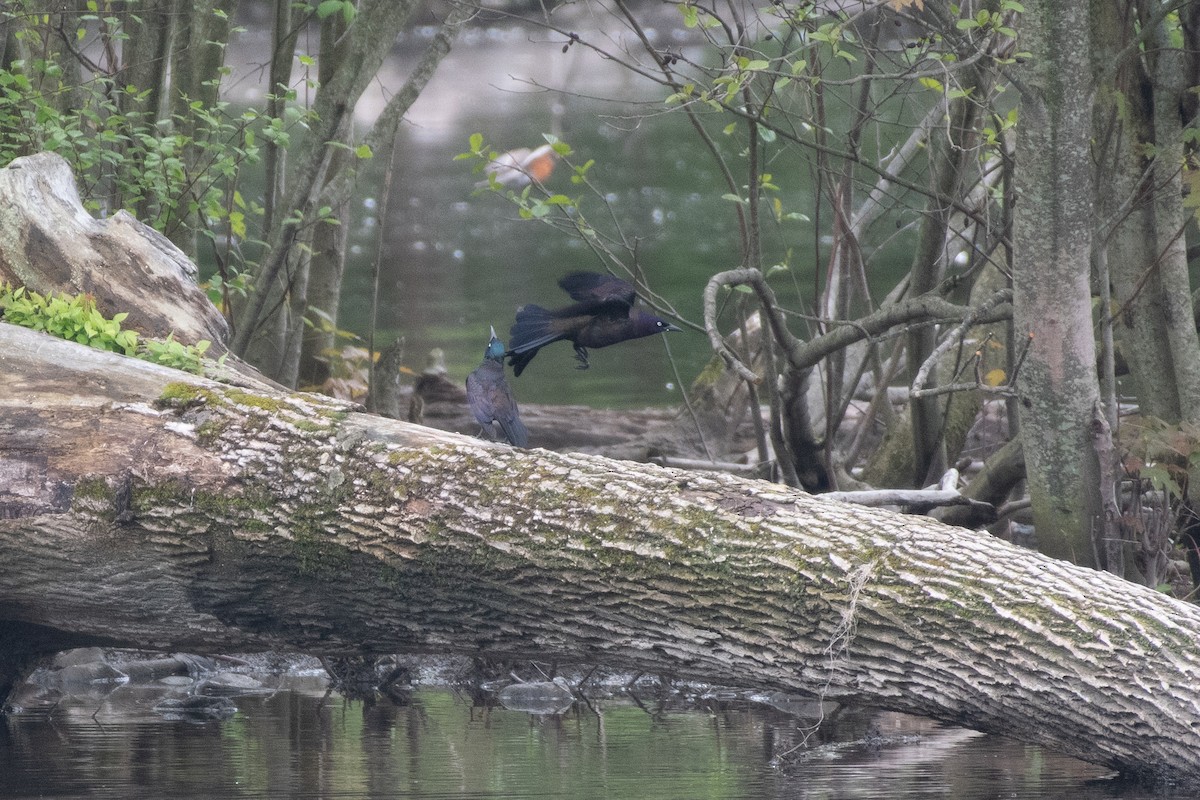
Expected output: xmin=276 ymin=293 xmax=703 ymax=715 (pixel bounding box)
xmin=573 ymin=345 xmax=590 ymax=370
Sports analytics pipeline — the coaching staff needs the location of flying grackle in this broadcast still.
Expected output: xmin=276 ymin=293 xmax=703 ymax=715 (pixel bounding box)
xmin=506 ymin=271 xmax=681 ymax=377
xmin=466 ymin=327 xmax=529 ymax=447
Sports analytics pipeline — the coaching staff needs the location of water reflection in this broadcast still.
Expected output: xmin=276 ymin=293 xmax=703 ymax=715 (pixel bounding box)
xmin=0 ymin=675 xmax=1179 ymax=800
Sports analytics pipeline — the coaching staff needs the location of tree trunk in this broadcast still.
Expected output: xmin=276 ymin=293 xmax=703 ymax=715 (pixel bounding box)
xmin=231 ymin=0 xmax=420 ymax=373
xmin=1147 ymin=20 xmax=1200 ymax=426
xmin=167 ymin=0 xmax=235 ymax=259
xmin=1011 ymin=0 xmax=1104 ymax=565
xmin=295 ymin=11 xmax=354 ymax=390
xmin=905 ymin=85 xmax=986 ymax=487
xmin=4 ymin=323 xmax=1200 ymax=783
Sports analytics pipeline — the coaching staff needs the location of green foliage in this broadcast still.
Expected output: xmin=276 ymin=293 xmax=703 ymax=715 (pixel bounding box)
xmin=315 ymin=0 xmax=357 ymax=24
xmin=141 ymin=334 xmax=214 ymax=374
xmin=0 ymin=283 xmax=221 ymax=375
xmin=0 ymin=60 xmax=261 ymax=238
xmin=1118 ymin=416 xmax=1200 ymax=500
xmin=0 ymin=284 xmax=139 ymax=355
xmin=0 ymin=4 xmax=307 ymax=309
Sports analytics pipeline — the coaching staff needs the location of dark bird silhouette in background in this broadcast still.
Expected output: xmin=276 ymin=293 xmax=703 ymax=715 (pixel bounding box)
xmin=466 ymin=327 xmax=529 ymax=447
xmin=506 ymin=271 xmax=682 ymax=377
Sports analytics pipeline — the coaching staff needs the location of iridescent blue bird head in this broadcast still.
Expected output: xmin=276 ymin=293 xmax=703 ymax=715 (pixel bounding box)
xmin=484 ymin=326 xmax=507 ymax=362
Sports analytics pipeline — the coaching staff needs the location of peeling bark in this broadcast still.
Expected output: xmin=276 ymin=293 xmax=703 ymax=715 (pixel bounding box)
xmin=3 ymin=323 xmax=1200 ymax=782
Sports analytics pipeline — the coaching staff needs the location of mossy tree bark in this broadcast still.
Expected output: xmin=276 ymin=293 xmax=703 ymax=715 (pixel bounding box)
xmin=1011 ymin=0 xmax=1104 ymax=565
xmin=4 ymin=322 xmax=1200 ymax=783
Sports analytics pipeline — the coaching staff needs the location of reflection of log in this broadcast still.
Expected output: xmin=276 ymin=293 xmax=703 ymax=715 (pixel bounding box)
xmin=6 ymin=322 xmax=1200 ymax=783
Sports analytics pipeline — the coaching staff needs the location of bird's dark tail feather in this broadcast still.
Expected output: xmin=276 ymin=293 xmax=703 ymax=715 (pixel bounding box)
xmin=507 ymin=304 xmax=562 ymax=377
xmin=499 ymin=416 xmax=530 ymax=448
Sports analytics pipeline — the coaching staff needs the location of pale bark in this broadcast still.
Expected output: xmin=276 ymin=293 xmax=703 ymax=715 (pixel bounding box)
xmin=1094 ymin=1 xmax=1178 ymax=423
xmin=1096 ymin=4 xmax=1200 ymax=428
xmin=1011 ymin=0 xmax=1103 ymax=565
xmin=0 ymin=152 xmax=229 ymax=348
xmin=1147 ymin=24 xmax=1200 ymax=425
xmin=5 ymin=323 xmax=1200 ymax=782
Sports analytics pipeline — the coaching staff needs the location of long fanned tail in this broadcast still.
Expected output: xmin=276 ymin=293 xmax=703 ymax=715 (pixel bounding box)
xmin=506 ymin=304 xmax=562 ymax=377
xmin=498 ymin=414 xmax=529 ymax=448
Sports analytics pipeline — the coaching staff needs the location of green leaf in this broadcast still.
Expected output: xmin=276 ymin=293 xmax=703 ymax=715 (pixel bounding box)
xmin=316 ymin=0 xmax=343 ymax=19
xmin=355 ymin=143 xmax=373 ymax=159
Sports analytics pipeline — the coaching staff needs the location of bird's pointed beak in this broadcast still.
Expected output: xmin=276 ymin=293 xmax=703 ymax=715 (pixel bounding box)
xmin=489 ymin=325 xmax=498 ymax=339
xmin=666 ymin=322 xmax=683 ymax=332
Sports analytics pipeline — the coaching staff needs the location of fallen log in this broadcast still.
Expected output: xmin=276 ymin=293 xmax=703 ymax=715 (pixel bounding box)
xmin=3 ymin=321 xmax=1200 ymax=783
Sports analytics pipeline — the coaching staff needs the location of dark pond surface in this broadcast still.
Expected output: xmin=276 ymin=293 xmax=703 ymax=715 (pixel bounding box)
xmin=0 ymin=662 xmax=1177 ymax=800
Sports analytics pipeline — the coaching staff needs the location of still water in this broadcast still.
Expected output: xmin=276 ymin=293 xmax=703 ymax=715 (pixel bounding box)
xmin=0 ymin=670 xmax=1170 ymax=800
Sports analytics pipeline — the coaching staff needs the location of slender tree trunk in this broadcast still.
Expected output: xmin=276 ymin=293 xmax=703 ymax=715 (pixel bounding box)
xmin=296 ymin=11 xmax=354 ymax=389
xmin=1147 ymin=20 xmax=1200 ymax=425
xmin=232 ymin=0 xmax=421 ymax=377
xmin=1095 ymin=2 xmax=1175 ymax=422
xmin=905 ymin=75 xmax=988 ymax=487
xmin=117 ymin=0 xmax=173 ymax=222
xmin=260 ymin=0 xmax=296 ymax=246
xmin=166 ymin=0 xmax=235 ymax=259
xmin=1012 ymin=0 xmax=1103 ymax=566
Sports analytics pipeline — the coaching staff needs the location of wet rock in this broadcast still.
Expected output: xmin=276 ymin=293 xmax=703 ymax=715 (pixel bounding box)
xmin=153 ymin=694 xmax=237 ymax=721
xmin=197 ymin=673 xmax=266 ymax=695
xmin=54 ymin=661 xmax=128 ymax=691
xmin=51 ymin=647 xmax=107 ymax=669
xmin=497 ymin=677 xmax=575 ymax=715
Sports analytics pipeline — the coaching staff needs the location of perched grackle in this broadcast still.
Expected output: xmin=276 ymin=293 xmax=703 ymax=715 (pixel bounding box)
xmin=506 ymin=271 xmax=681 ymax=376
xmin=466 ymin=327 xmax=529 ymax=447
